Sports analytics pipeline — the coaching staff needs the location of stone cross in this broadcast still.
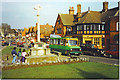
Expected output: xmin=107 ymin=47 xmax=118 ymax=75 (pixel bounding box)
xmin=34 ymin=4 xmax=41 ymax=42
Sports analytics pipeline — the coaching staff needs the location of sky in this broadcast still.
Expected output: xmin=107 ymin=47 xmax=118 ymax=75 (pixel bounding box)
xmin=1 ymin=0 xmax=119 ymax=29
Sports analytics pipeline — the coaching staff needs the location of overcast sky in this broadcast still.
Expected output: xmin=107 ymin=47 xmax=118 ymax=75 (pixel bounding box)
xmin=1 ymin=0 xmax=119 ymax=29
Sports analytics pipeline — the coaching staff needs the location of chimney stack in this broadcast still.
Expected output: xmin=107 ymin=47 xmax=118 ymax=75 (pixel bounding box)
xmin=77 ymin=4 xmax=81 ymax=15
xmin=69 ymin=6 xmax=74 ymax=15
xmin=102 ymin=1 xmax=108 ymax=12
xmin=118 ymin=1 xmax=120 ymax=7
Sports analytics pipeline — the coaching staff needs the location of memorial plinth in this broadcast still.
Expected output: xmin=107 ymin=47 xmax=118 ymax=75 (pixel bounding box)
xmin=25 ymin=42 xmax=56 ymax=64
xmin=30 ymin=42 xmax=50 ymax=56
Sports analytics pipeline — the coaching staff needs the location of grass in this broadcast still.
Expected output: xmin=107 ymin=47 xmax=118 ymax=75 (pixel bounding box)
xmin=2 ymin=46 xmax=28 ymax=61
xmin=2 ymin=62 xmax=119 ymax=79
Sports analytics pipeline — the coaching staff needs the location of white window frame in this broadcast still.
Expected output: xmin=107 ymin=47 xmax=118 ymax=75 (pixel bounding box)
xmin=84 ymin=25 xmax=86 ymax=30
xmin=116 ymin=22 xmax=119 ymax=31
xmin=77 ymin=25 xmax=80 ymax=31
xmin=99 ymin=25 xmax=100 ymax=30
xmin=102 ymin=25 xmax=104 ymax=30
xmin=90 ymin=25 xmax=92 ymax=30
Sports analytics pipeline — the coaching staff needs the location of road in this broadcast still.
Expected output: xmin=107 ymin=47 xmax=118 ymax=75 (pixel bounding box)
xmin=1 ymin=45 xmax=119 ymax=66
xmin=52 ymin=51 xmax=119 ymax=65
xmin=79 ymin=55 xmax=119 ymax=65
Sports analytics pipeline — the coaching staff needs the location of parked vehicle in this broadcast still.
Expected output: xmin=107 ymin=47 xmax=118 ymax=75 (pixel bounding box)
xmin=105 ymin=49 xmax=119 ymax=58
xmin=17 ymin=41 xmax=24 ymax=47
xmin=11 ymin=41 xmax=16 ymax=45
xmin=2 ymin=41 xmax=9 ymax=46
xmin=80 ymin=44 xmax=105 ymax=56
xmin=49 ymin=37 xmax=82 ymax=56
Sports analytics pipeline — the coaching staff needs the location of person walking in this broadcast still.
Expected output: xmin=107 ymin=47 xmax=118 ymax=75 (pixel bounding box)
xmin=11 ymin=47 xmax=17 ymax=64
xmin=17 ymin=48 xmax=22 ymax=64
xmin=22 ymin=49 xmax=27 ymax=64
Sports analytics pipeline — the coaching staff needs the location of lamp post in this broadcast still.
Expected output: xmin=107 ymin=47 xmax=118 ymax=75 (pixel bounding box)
xmin=34 ymin=4 xmax=41 ymax=42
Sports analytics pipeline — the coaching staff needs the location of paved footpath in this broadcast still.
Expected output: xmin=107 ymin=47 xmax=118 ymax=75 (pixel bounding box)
xmin=79 ymin=55 xmax=119 ymax=65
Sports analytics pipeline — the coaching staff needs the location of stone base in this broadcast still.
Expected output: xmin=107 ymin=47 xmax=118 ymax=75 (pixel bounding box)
xmin=25 ymin=54 xmax=58 ymax=64
xmin=30 ymin=47 xmax=50 ymax=56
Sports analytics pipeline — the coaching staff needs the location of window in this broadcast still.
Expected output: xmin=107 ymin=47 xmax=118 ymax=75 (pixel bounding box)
xmin=99 ymin=25 xmax=100 ymax=30
xmin=102 ymin=38 xmax=105 ymax=46
xmin=94 ymin=38 xmax=99 ymax=45
xmin=116 ymin=22 xmax=119 ymax=31
xmin=67 ymin=28 xmax=71 ymax=31
xmin=60 ymin=39 xmax=63 ymax=45
xmin=90 ymin=25 xmax=92 ymax=30
xmin=86 ymin=25 xmax=89 ymax=30
xmin=80 ymin=25 xmax=83 ymax=30
xmin=94 ymin=25 xmax=96 ymax=30
xmin=102 ymin=25 xmax=104 ymax=30
xmin=58 ymin=39 xmax=60 ymax=45
xmin=68 ymin=40 xmax=77 ymax=46
xmin=58 ymin=20 xmax=60 ymax=24
xmin=77 ymin=25 xmax=80 ymax=31
xmin=57 ymin=28 xmax=61 ymax=34
xmin=96 ymin=25 xmax=99 ymax=30
xmin=50 ymin=39 xmax=53 ymax=44
xmin=55 ymin=39 xmax=58 ymax=44
xmin=84 ymin=25 xmax=86 ymax=30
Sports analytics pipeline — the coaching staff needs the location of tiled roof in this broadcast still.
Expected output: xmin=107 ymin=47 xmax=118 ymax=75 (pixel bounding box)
xmin=101 ymin=7 xmax=119 ymax=22
xmin=59 ymin=14 xmax=74 ymax=25
xmin=26 ymin=24 xmax=54 ymax=36
xmin=77 ymin=11 xmax=101 ymax=24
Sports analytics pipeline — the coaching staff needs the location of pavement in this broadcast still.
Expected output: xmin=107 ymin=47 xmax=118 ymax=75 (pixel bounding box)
xmin=79 ymin=55 xmax=119 ymax=65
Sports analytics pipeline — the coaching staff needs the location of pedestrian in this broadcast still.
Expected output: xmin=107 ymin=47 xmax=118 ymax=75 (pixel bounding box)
xmin=11 ymin=47 xmax=17 ymax=64
xmin=22 ymin=49 xmax=27 ymax=63
xmin=17 ymin=48 xmax=22 ymax=64
xmin=7 ymin=56 xmax=8 ymax=60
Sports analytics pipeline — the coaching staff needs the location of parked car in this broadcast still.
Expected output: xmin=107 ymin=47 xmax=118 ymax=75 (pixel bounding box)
xmin=17 ymin=42 xmax=24 ymax=47
xmin=80 ymin=44 xmax=105 ymax=56
xmin=105 ymin=49 xmax=119 ymax=58
xmin=11 ymin=41 xmax=16 ymax=45
xmin=2 ymin=41 xmax=9 ymax=46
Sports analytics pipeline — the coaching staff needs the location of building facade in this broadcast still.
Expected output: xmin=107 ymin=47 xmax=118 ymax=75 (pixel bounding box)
xmin=54 ymin=1 xmax=119 ymax=50
xmin=22 ymin=23 xmax=54 ymax=42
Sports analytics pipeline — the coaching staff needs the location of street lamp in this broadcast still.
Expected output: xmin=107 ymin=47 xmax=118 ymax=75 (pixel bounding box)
xmin=34 ymin=4 xmax=41 ymax=42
